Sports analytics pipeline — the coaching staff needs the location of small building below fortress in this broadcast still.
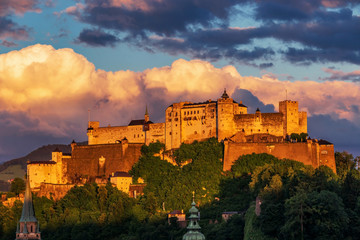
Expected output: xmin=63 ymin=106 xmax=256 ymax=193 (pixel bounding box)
xmin=27 ymin=90 xmax=336 ymax=196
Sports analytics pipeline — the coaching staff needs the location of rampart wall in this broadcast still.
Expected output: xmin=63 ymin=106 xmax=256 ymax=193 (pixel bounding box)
xmin=223 ymin=140 xmax=336 ymax=172
xmin=65 ymin=142 xmax=142 ymax=181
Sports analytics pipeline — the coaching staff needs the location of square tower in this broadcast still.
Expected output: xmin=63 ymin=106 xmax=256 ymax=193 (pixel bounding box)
xmin=279 ymin=100 xmax=307 ymax=137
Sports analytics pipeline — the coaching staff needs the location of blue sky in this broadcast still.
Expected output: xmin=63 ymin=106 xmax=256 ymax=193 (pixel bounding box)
xmin=0 ymin=0 xmax=360 ymax=162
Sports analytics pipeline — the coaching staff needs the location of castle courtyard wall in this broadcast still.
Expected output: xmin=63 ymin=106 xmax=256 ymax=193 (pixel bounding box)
xmin=234 ymin=113 xmax=284 ymax=136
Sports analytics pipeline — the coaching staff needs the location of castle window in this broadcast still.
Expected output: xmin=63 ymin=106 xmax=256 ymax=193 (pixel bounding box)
xmin=197 ymin=110 xmax=199 ymax=114
xmin=203 ymin=130 xmax=205 ymax=134
xmin=191 ymin=111 xmax=193 ymax=114
xmin=134 ymin=134 xmax=136 ymax=138
xmin=138 ymin=134 xmax=139 ymax=137
xmin=169 ymin=132 xmax=172 ymax=135
xmin=194 ymin=131 xmax=197 ymax=135
xmin=175 ymin=112 xmax=178 ymax=117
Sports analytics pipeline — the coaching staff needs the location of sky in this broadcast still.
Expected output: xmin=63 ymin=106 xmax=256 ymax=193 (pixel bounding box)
xmin=0 ymin=0 xmax=360 ymax=163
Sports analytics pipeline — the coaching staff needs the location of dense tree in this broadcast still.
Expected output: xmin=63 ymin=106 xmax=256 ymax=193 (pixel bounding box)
xmin=281 ymin=190 xmax=348 ymax=239
xmin=335 ymin=151 xmax=356 ymax=180
xmin=10 ymin=177 xmax=25 ymax=195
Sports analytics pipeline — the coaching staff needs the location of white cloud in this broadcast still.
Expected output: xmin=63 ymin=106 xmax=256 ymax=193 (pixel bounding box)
xmin=1 ymin=44 xmax=360 ymax=141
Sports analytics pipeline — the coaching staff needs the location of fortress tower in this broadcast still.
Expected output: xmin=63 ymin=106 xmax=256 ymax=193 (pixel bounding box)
xmin=279 ymin=100 xmax=307 ymax=137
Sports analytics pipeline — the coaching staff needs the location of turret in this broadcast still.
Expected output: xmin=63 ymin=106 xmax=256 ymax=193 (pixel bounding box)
xmin=87 ymin=121 xmax=99 ymax=145
xmin=51 ymin=148 xmax=62 ymax=162
xmin=15 ymin=177 xmax=41 ymax=240
xmin=217 ymin=89 xmax=236 ymax=140
xmin=182 ymin=192 xmax=205 ymax=240
xmin=71 ymin=140 xmax=77 ymax=152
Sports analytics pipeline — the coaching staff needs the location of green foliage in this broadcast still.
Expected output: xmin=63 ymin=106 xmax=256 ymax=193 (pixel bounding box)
xmin=244 ymin=204 xmax=277 ymax=240
xmin=281 ymin=190 xmax=348 ymax=239
xmin=335 ymin=151 xmax=356 ymax=180
xmin=131 ymin=138 xmax=224 ymax=210
xmin=140 ymin=141 xmax=165 ymax=156
xmin=231 ymin=153 xmax=280 ymax=177
xmin=290 ymin=133 xmax=308 ymax=142
xmin=10 ymin=177 xmax=25 ymax=195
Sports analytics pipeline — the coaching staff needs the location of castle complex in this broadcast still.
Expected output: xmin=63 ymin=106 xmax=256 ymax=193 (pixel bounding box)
xmin=27 ymin=90 xmax=336 ymax=196
xmin=87 ymin=90 xmax=307 ymax=149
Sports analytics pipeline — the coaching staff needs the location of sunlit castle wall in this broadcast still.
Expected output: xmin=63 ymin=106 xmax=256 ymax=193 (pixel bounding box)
xmin=279 ymin=100 xmax=307 ymax=136
xmin=87 ymin=121 xmax=146 ymax=145
xmin=180 ymin=102 xmax=217 ymax=144
xmin=28 ymin=151 xmax=69 ymax=189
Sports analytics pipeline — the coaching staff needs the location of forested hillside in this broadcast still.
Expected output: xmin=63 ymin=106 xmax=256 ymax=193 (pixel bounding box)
xmin=0 ymin=139 xmax=359 ymax=240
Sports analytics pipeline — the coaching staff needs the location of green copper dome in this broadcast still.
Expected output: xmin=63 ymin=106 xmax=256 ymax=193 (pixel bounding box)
xmin=183 ymin=194 xmax=205 ymax=240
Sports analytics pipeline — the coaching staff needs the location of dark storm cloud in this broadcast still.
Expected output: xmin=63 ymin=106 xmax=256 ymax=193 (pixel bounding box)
xmin=284 ymin=48 xmax=360 ymax=65
xmin=0 ymin=111 xmax=73 ymax=163
xmin=231 ymin=88 xmax=275 ymax=113
xmin=308 ymin=114 xmax=360 ymax=156
xmin=69 ymin=0 xmax=360 ymax=66
xmin=76 ymin=28 xmax=119 ymax=47
xmin=78 ymin=0 xmax=237 ymax=35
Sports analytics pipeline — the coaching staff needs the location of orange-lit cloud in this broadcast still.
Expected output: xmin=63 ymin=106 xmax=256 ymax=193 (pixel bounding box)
xmin=1 ymin=44 xmax=360 ymax=141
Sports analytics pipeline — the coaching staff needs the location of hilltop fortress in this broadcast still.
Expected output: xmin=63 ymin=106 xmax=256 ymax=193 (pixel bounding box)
xmin=87 ymin=90 xmax=307 ymax=149
xmin=28 ymin=90 xmax=336 ymax=197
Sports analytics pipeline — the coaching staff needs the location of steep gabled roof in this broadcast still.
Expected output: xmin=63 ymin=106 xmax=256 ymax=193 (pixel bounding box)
xmin=128 ymin=119 xmax=153 ymax=126
xmin=19 ymin=178 xmax=37 ymax=223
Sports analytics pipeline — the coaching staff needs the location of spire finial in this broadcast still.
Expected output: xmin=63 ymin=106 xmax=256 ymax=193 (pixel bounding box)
xmin=145 ymin=105 xmax=149 ymax=116
xmin=221 ymin=88 xmax=229 ymax=99
xmin=192 ymin=191 xmax=195 ymax=202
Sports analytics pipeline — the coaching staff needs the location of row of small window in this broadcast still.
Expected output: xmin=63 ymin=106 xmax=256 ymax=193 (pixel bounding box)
xmin=168 ymin=109 xmax=215 ymax=117
xmin=169 ymin=130 xmax=209 ymax=135
xmin=134 ymin=134 xmax=144 ymax=138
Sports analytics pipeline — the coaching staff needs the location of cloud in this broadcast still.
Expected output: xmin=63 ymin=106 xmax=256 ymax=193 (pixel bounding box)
xmin=321 ymin=68 xmax=360 ymax=82
xmin=0 ymin=17 xmax=29 ymax=41
xmin=308 ymin=114 xmax=360 ymax=155
xmin=0 ymin=0 xmax=41 ymax=17
xmin=1 ymin=44 xmax=360 ymax=161
xmin=0 ymin=0 xmax=44 ymax=45
xmin=65 ymin=0 xmax=360 ymax=66
xmin=76 ymin=28 xmax=119 ymax=47
xmin=1 ymin=40 xmax=18 ymax=47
